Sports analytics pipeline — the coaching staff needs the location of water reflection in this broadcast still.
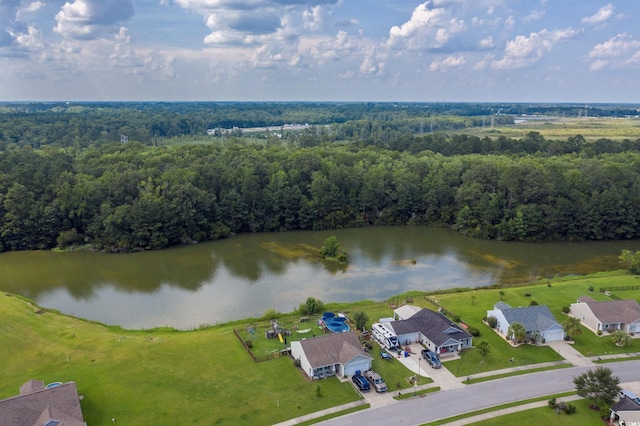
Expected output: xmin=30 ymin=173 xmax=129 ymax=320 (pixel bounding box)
xmin=0 ymin=226 xmax=637 ymax=329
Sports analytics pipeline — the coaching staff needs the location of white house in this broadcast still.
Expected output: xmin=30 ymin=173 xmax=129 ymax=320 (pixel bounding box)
xmin=570 ymin=296 xmax=640 ymax=335
xmin=486 ymin=302 xmax=565 ymax=342
xmin=374 ymin=307 xmax=473 ymax=355
xmin=290 ymin=332 xmax=372 ymax=379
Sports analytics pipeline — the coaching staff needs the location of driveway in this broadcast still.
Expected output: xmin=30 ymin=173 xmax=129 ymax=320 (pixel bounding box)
xmin=546 ymin=340 xmax=594 ymax=367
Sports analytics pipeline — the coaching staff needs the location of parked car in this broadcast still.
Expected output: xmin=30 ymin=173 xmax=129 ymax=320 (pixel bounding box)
xmin=421 ymin=349 xmax=442 ymax=369
xmin=380 ymin=350 xmax=392 ymax=360
xmin=352 ymin=372 xmax=370 ymax=392
xmin=364 ymin=370 xmax=387 ymax=393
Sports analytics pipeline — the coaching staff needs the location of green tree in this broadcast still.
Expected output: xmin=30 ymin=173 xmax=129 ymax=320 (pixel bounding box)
xmin=319 ymin=236 xmax=348 ymax=263
xmin=507 ymin=322 xmax=526 ymax=344
xmin=319 ymin=236 xmax=340 ymax=258
xmin=299 ymin=297 xmax=324 ymax=316
xmin=619 ymin=250 xmax=640 ymax=274
xmin=477 ymin=341 xmax=490 ymax=363
xmin=562 ymin=316 xmax=583 ymax=342
xmin=353 ymin=312 xmax=369 ymax=331
xmin=610 ymin=329 xmax=631 ymax=347
xmin=573 ymin=367 xmax=621 ymax=409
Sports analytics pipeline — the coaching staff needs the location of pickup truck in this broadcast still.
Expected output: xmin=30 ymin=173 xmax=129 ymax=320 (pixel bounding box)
xmin=364 ymin=369 xmax=388 ymax=393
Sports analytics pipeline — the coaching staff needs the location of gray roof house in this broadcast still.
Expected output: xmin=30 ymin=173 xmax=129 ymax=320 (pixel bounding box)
xmin=610 ymin=394 xmax=640 ymax=425
xmin=384 ymin=307 xmax=473 ymax=355
xmin=291 ymin=331 xmax=373 ymax=379
xmin=570 ymin=296 xmax=640 ymax=335
xmin=487 ymin=302 xmax=565 ymax=342
xmin=0 ymin=380 xmax=86 ymax=426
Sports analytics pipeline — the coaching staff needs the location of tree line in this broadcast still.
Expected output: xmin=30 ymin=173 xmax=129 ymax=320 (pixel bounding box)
xmin=1 ymin=133 xmax=640 ymax=252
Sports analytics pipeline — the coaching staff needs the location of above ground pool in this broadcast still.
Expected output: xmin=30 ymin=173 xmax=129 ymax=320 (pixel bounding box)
xmin=322 ymin=312 xmax=350 ymax=332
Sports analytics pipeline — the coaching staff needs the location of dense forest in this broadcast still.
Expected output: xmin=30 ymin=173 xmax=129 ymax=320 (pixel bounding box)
xmin=1 ymin=102 xmax=639 ymax=252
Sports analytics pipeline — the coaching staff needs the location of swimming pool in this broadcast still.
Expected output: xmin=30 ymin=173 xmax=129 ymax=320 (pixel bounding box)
xmin=322 ymin=312 xmax=350 ymax=333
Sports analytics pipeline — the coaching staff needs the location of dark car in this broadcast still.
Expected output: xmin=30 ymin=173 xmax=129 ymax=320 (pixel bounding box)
xmin=352 ymin=373 xmax=371 ymax=392
xmin=421 ymin=349 xmax=442 ymax=369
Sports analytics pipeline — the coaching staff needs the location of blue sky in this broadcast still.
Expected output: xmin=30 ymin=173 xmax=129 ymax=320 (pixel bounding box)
xmin=1 ymin=0 xmax=639 ymax=102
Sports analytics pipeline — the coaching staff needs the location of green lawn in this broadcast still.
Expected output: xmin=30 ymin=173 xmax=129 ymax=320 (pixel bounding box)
xmin=472 ymin=398 xmax=604 ymax=426
xmin=423 ymin=272 xmax=640 ymax=375
xmin=0 ymin=294 xmax=361 ymax=425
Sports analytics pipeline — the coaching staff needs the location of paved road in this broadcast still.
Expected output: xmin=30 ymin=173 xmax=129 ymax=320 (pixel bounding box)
xmin=318 ymin=360 xmax=640 ymax=426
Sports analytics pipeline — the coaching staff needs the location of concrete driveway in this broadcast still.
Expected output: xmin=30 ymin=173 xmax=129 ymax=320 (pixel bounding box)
xmin=546 ymin=339 xmax=594 ymax=367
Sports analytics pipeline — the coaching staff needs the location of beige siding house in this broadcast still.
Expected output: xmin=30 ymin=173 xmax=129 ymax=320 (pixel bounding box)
xmin=569 ymin=296 xmax=640 ymax=334
xmin=291 ymin=331 xmax=373 ymax=379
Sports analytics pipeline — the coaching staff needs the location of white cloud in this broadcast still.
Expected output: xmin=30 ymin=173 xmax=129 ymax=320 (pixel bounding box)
xmin=386 ymin=2 xmax=454 ymax=51
xmin=359 ymin=47 xmax=383 ymax=75
xmin=54 ymin=0 xmax=135 ymax=40
xmin=429 ymin=54 xmax=465 ymax=71
xmin=21 ymin=1 xmax=45 ymax=14
xmin=491 ymin=28 xmax=579 ymax=70
xmin=0 ymin=0 xmax=22 ymax=47
xmin=587 ymin=33 xmax=640 ymax=70
xmin=479 ymin=36 xmax=494 ymax=49
xmin=581 ymin=3 xmax=614 ymax=25
xmin=524 ymin=9 xmax=545 ymax=22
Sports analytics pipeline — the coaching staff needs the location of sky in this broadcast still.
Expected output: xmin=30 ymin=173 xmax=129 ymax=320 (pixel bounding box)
xmin=1 ymin=0 xmax=640 ymax=102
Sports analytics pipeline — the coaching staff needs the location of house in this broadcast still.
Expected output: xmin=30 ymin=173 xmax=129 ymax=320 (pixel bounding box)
xmin=0 ymin=380 xmax=86 ymax=426
xmin=486 ymin=302 xmax=565 ymax=343
xmin=569 ymin=296 xmax=640 ymax=335
xmin=609 ymin=393 xmax=640 ymax=425
xmin=373 ymin=307 xmax=473 ymax=355
xmin=290 ymin=331 xmax=373 ymax=379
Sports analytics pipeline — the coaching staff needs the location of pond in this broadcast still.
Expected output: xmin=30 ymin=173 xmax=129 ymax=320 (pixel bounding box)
xmin=0 ymin=226 xmax=637 ymax=329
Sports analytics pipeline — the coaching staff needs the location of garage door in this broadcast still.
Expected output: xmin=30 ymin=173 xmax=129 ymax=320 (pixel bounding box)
xmin=543 ymin=329 xmax=565 ymax=342
xmin=344 ymin=359 xmax=372 ymax=376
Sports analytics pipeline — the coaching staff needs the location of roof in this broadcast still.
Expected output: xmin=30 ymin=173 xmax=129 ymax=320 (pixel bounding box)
xmin=577 ymin=298 xmax=640 ymax=324
xmin=493 ymin=301 xmax=512 ymax=310
xmin=577 ymin=295 xmax=596 ymax=303
xmin=0 ymin=381 xmax=85 ymax=426
xmin=492 ymin=304 xmax=561 ymax=333
xmin=298 ymin=331 xmax=372 ymax=368
xmin=612 ymin=396 xmax=640 ymax=412
xmin=389 ymin=309 xmax=472 ymax=347
xmin=394 ymin=305 xmax=422 ymax=320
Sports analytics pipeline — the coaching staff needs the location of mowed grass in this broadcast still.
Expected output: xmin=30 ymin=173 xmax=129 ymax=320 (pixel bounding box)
xmin=434 ymin=271 xmax=640 ymax=376
xmin=0 ymin=294 xmax=361 ymax=425
xmin=471 ymin=398 xmax=603 ymax=426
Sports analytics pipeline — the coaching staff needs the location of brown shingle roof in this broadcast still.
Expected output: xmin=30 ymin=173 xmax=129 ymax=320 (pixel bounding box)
xmin=0 ymin=381 xmax=85 ymax=426
xmin=299 ymin=332 xmax=372 ymax=368
xmin=583 ymin=299 xmax=640 ymax=324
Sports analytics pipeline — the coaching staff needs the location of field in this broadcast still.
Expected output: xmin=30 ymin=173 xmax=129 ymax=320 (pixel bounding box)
xmin=466 ymin=117 xmax=640 ymax=141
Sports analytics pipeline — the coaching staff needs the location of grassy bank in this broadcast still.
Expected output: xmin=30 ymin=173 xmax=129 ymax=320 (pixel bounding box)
xmin=0 ymin=294 xmax=360 ymax=425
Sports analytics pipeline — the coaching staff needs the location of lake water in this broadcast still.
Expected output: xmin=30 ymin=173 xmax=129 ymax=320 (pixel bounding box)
xmin=1 ymin=226 xmax=637 ymax=329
